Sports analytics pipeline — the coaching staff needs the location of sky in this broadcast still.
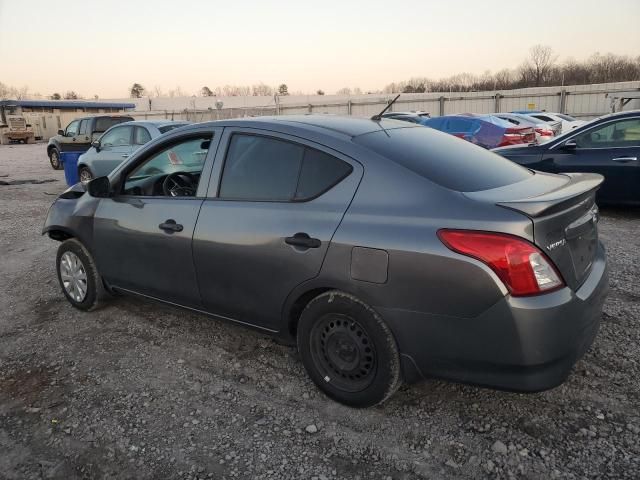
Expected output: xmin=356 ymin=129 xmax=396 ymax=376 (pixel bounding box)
xmin=0 ymin=0 xmax=639 ymax=98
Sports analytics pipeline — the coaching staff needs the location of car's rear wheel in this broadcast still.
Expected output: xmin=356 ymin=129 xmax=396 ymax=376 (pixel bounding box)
xmin=56 ymin=238 xmax=108 ymax=311
xmin=297 ymin=291 xmax=402 ymax=407
xmin=49 ymin=147 xmax=62 ymax=170
xmin=79 ymin=166 xmax=93 ymax=184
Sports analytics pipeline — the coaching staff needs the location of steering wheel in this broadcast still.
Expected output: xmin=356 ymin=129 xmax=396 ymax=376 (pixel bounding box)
xmin=162 ymin=172 xmax=197 ymax=197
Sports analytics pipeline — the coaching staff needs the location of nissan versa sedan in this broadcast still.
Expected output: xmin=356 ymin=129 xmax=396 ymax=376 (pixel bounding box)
xmin=43 ymin=115 xmax=609 ymax=407
xmin=77 ymin=120 xmax=191 ymax=183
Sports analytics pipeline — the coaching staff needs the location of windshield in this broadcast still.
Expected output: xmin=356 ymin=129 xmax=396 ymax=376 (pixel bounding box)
xmin=354 ymin=126 xmax=532 ymax=192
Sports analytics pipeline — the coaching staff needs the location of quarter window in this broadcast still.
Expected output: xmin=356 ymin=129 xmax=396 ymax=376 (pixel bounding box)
xmin=219 ymin=134 xmax=352 ymax=201
xmin=295 ymin=148 xmax=353 ymax=199
xmin=574 ymin=118 xmax=640 ymax=148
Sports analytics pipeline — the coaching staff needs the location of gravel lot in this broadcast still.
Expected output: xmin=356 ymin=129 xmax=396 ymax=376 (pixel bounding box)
xmin=0 ymin=143 xmax=638 ymax=480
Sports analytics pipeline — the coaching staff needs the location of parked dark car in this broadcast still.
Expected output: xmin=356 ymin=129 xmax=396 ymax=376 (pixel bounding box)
xmin=47 ymin=115 xmax=134 ymax=170
xmin=423 ymin=114 xmax=536 ymax=148
xmin=494 ymin=110 xmax=640 ymax=205
xmin=43 ymin=115 xmax=608 ymax=407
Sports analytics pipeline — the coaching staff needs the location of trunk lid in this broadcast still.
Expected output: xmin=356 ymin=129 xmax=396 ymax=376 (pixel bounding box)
xmin=464 ymin=171 xmax=603 ymax=290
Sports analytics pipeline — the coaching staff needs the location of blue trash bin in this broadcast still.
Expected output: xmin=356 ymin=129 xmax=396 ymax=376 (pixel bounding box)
xmin=60 ymin=152 xmax=82 ymax=186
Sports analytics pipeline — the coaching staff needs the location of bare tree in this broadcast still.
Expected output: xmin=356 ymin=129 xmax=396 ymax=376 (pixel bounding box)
xmin=0 ymin=82 xmax=11 ymax=99
xmin=525 ymin=45 xmax=557 ymax=87
xmin=252 ymin=83 xmax=274 ymax=96
xmin=336 ymin=87 xmax=351 ymax=95
xmin=64 ymin=91 xmax=79 ymax=100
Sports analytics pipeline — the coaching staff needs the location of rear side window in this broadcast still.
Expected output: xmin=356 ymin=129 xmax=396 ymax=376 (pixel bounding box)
xmin=78 ymin=119 xmax=89 ymax=135
xmin=354 ymin=127 xmax=532 ymax=192
xmin=134 ymin=126 xmax=152 ymax=145
xmin=219 ymin=134 xmax=352 ymax=201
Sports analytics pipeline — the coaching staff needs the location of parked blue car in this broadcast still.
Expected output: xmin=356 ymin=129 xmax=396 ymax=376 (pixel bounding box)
xmin=421 ymin=114 xmax=536 ymax=149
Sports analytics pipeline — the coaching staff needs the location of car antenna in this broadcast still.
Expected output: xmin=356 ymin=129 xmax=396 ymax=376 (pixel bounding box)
xmin=371 ymin=94 xmax=401 ymax=121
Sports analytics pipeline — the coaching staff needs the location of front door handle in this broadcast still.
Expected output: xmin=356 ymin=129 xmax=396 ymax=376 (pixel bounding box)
xmin=121 ymin=154 xmax=130 ymax=158
xmin=611 ymin=156 xmax=637 ymax=162
xmin=285 ymin=232 xmax=321 ymax=249
xmin=158 ymin=219 xmax=183 ymax=233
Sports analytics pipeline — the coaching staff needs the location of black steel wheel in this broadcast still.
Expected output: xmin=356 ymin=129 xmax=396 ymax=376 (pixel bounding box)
xmin=310 ymin=314 xmax=377 ymax=393
xmin=297 ymin=291 xmax=402 ymax=408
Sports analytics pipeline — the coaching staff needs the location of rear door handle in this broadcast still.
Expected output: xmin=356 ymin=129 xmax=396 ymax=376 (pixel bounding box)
xmin=158 ymin=219 xmax=183 ymax=233
xmin=611 ymin=156 xmax=637 ymax=162
xmin=285 ymin=232 xmax=321 ymax=249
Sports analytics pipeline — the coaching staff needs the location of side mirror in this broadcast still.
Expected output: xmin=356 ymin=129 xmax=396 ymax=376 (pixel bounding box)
xmin=87 ymin=176 xmax=112 ymax=198
xmin=91 ymin=140 xmax=101 ymax=152
xmin=58 ymin=129 xmax=64 ymax=135
xmin=561 ymin=139 xmax=577 ymax=150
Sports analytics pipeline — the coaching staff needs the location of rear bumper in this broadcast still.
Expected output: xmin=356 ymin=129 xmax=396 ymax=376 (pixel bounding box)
xmin=379 ymin=243 xmax=609 ymax=392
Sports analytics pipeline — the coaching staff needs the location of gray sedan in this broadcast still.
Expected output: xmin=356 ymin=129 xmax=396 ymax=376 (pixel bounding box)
xmin=43 ymin=115 xmax=608 ymax=407
xmin=77 ymin=120 xmax=190 ymax=183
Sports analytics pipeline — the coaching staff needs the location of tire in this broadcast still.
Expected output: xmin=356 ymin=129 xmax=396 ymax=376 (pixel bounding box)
xmin=49 ymin=147 xmax=62 ymax=170
xmin=78 ymin=166 xmax=93 ymax=184
xmin=56 ymin=238 xmax=109 ymax=311
xmin=297 ymin=291 xmax=402 ymax=408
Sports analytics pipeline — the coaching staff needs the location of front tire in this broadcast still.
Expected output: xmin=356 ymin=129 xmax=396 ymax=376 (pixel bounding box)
xmin=49 ymin=147 xmax=62 ymax=170
xmin=297 ymin=291 xmax=402 ymax=408
xmin=79 ymin=166 xmax=93 ymax=184
xmin=56 ymin=239 xmax=108 ymax=311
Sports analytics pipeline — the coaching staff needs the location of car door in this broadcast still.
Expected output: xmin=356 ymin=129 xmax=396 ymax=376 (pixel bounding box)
xmin=543 ymin=117 xmax=640 ymax=204
xmin=90 ymin=125 xmax=134 ymax=177
xmin=58 ymin=119 xmax=82 ymax=152
xmin=92 ymin=128 xmax=222 ymax=307
xmin=192 ymin=128 xmax=363 ymax=331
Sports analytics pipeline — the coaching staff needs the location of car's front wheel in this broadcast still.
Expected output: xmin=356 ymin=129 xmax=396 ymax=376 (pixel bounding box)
xmin=297 ymin=291 xmax=402 ymax=408
xmin=49 ymin=147 xmax=62 ymax=170
xmin=56 ymin=239 xmax=108 ymax=311
xmin=79 ymin=166 xmax=93 ymax=184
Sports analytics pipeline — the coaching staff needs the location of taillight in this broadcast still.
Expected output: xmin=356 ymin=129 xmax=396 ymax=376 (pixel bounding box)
xmin=503 ymin=127 xmax=524 ymax=137
xmin=437 ymin=230 xmax=564 ymax=296
xmin=535 ymin=128 xmax=554 ymax=136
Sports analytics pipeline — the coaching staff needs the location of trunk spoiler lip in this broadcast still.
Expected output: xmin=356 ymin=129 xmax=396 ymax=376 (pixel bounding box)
xmin=463 ymin=172 xmax=604 ymax=218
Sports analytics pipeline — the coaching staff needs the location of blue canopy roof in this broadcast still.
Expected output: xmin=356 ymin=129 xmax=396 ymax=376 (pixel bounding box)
xmin=0 ymin=99 xmax=135 ymax=109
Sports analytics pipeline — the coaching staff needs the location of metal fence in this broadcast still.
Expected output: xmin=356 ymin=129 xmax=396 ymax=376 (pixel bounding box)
xmin=128 ymin=81 xmax=640 ymax=125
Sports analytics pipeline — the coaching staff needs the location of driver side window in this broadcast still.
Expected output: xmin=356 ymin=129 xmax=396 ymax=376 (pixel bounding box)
xmin=574 ymin=118 xmax=640 ymax=148
xmin=65 ymin=120 xmax=80 ymax=137
xmin=123 ymin=135 xmax=211 ymax=197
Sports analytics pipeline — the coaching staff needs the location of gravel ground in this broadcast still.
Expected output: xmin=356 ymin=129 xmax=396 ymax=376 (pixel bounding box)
xmin=0 ymin=143 xmax=638 ymax=480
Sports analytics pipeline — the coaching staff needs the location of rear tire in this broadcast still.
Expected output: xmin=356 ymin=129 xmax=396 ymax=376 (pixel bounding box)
xmin=297 ymin=291 xmax=402 ymax=408
xmin=56 ymin=239 xmax=109 ymax=311
xmin=49 ymin=147 xmax=62 ymax=170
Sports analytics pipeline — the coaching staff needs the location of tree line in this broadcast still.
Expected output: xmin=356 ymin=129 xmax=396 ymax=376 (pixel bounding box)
xmin=383 ymin=46 xmax=640 ymax=94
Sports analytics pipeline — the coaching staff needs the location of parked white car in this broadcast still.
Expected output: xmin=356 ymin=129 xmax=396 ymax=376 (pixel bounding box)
xmin=519 ymin=112 xmax=586 ymax=134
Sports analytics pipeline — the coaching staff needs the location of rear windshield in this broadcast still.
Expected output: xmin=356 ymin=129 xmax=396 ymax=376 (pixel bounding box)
xmin=354 ymin=126 xmax=532 ymax=192
xmin=94 ymin=117 xmax=132 ymax=133
xmin=159 ymin=124 xmax=187 ymax=134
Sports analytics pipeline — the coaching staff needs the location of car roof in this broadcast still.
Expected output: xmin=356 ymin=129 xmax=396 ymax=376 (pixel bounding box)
xmin=175 ymin=114 xmax=413 ymax=139
xmin=118 ymin=120 xmax=190 ymax=127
